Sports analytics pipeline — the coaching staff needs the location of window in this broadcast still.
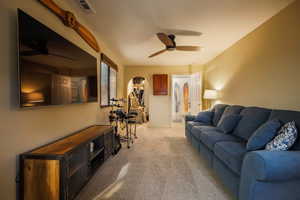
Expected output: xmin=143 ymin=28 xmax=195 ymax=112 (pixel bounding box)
xmin=100 ymin=54 xmax=118 ymax=107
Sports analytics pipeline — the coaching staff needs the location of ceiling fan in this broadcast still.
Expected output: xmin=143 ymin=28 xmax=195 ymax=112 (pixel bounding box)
xmin=149 ymin=33 xmax=201 ymax=58
xmin=20 ymin=40 xmax=75 ymax=61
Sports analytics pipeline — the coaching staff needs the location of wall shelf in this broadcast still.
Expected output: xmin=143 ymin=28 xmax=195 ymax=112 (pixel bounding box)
xmin=89 ymin=147 xmax=105 ymax=161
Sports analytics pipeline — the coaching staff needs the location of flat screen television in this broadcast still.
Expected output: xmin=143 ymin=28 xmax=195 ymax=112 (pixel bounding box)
xmin=18 ymin=9 xmax=98 ymax=108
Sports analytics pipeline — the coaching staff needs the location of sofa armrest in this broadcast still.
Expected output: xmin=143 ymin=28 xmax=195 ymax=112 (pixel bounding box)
xmin=243 ymin=150 xmax=300 ymax=182
xmin=185 ymin=115 xmax=196 ymax=122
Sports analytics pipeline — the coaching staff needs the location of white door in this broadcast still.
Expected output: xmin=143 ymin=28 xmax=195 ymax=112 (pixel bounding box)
xmin=189 ymin=73 xmax=202 ymax=115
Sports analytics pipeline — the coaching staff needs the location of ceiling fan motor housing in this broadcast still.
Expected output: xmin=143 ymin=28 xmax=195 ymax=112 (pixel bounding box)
xmin=167 ymin=34 xmax=176 ymax=50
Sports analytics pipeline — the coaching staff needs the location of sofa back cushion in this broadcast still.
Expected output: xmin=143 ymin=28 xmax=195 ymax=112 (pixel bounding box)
xmin=194 ymin=111 xmax=214 ymax=124
xmin=246 ymin=119 xmax=281 ymax=151
xmin=233 ymin=107 xmax=271 ymax=140
xmin=212 ymin=104 xmax=228 ymax=126
xmin=217 ymin=114 xmax=242 ymax=134
xmin=219 ymin=105 xmax=244 ymax=121
xmin=269 ymin=109 xmax=300 ymax=150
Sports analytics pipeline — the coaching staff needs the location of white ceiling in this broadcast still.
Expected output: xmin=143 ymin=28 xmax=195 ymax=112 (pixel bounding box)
xmin=75 ymin=0 xmax=294 ymax=66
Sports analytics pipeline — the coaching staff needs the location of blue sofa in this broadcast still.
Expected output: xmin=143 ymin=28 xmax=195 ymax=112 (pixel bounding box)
xmin=185 ymin=104 xmax=300 ymax=200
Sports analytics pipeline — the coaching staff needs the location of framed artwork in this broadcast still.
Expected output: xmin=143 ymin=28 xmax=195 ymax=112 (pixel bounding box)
xmin=100 ymin=62 xmax=109 ymax=106
xmin=109 ymin=67 xmax=117 ymax=100
xmin=100 ymin=54 xmax=118 ymax=107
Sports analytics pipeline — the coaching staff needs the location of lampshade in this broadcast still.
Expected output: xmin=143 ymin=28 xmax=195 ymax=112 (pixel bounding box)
xmin=203 ymin=89 xmax=218 ymax=100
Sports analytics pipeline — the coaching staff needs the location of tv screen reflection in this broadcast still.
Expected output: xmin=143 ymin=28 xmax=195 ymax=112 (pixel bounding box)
xmin=18 ymin=10 xmax=98 ymax=108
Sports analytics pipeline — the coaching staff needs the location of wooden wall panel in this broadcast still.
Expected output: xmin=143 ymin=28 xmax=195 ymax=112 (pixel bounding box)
xmin=24 ymin=159 xmax=60 ymax=200
xmin=153 ymin=74 xmax=168 ymax=95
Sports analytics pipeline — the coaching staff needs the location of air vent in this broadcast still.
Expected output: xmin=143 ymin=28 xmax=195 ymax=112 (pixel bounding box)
xmin=76 ymin=0 xmax=96 ymax=14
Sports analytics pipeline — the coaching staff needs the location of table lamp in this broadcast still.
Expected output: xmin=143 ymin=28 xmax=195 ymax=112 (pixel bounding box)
xmin=203 ymin=89 xmax=218 ymax=110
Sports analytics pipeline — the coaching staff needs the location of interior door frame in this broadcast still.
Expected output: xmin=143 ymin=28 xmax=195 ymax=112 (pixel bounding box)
xmin=170 ymin=73 xmax=202 ymax=124
xmin=171 ymin=74 xmax=192 ymax=123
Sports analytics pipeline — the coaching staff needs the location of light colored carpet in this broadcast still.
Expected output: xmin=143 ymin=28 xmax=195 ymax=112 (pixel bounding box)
xmin=76 ymin=123 xmax=233 ymax=200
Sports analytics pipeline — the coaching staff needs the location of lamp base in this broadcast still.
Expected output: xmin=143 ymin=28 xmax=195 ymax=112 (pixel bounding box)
xmin=204 ymin=100 xmax=212 ymax=111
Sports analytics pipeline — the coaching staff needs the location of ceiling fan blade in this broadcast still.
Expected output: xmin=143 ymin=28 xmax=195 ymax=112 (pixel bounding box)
xmin=39 ymin=0 xmax=66 ymax=19
xmin=149 ymin=49 xmax=167 ymax=58
xmin=157 ymin=33 xmax=174 ymax=47
xmin=73 ymin=22 xmax=100 ymax=52
xmin=176 ymin=46 xmax=201 ymax=51
xmin=48 ymin=53 xmax=76 ymax=61
xmin=162 ymin=29 xmax=202 ymax=36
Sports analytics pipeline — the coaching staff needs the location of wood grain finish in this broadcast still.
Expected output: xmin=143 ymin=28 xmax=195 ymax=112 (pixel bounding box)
xmin=38 ymin=0 xmax=100 ymax=52
xmin=30 ymin=126 xmax=112 ymax=155
xmin=24 ymin=159 xmax=60 ymax=200
xmin=153 ymin=74 xmax=168 ymax=95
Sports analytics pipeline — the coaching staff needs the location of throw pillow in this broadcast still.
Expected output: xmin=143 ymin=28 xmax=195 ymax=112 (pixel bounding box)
xmin=217 ymin=114 xmax=242 ymax=134
xmin=246 ymin=119 xmax=281 ymax=151
xmin=194 ymin=111 xmax=214 ymax=124
xmin=265 ymin=121 xmax=298 ymax=151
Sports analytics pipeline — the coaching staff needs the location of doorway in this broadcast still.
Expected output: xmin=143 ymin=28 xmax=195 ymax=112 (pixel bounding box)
xmin=171 ymin=73 xmax=202 ymax=123
xmin=127 ymin=77 xmax=149 ymax=123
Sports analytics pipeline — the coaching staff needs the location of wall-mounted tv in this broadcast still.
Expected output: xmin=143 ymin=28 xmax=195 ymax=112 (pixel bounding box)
xmin=18 ymin=9 xmax=98 ymax=108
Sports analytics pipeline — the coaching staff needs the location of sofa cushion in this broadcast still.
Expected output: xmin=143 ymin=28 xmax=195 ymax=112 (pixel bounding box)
xmin=247 ymin=119 xmax=281 ymax=151
xmin=186 ymin=121 xmax=208 ymax=131
xmin=185 ymin=115 xmax=196 ymax=122
xmin=214 ymin=141 xmax=247 ymax=175
xmin=220 ymin=105 xmax=244 ymax=120
xmin=269 ymin=109 xmax=300 ymax=150
xmin=194 ymin=111 xmax=214 ymax=123
xmin=217 ymin=114 xmax=242 ymax=134
xmin=212 ymin=104 xmax=228 ymax=126
xmin=196 ymin=125 xmax=221 ymax=132
xmin=266 ymin=121 xmax=298 ymax=151
xmin=199 ymin=130 xmax=243 ymax=150
xmin=233 ymin=107 xmax=271 ymax=141
xmin=190 ymin=126 xmax=218 ymax=141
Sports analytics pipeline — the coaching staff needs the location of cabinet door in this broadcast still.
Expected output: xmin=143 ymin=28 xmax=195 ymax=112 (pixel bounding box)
xmin=23 ymin=159 xmax=60 ymax=200
xmin=153 ymin=74 xmax=168 ymax=95
xmin=67 ymin=146 xmax=89 ymax=200
xmin=67 ymin=164 xmax=88 ymax=200
xmin=104 ymin=131 xmax=113 ymax=160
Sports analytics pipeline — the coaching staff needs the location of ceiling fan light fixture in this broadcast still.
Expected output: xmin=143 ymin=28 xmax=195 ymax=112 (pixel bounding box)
xmin=167 ymin=46 xmax=176 ymax=51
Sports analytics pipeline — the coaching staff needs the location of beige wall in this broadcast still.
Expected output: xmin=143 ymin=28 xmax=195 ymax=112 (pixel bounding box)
xmin=124 ymin=65 xmax=204 ymax=96
xmin=125 ymin=65 xmax=185 ymax=95
xmin=205 ymin=0 xmax=300 ymax=111
xmin=0 ymin=1 xmax=124 ymax=199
